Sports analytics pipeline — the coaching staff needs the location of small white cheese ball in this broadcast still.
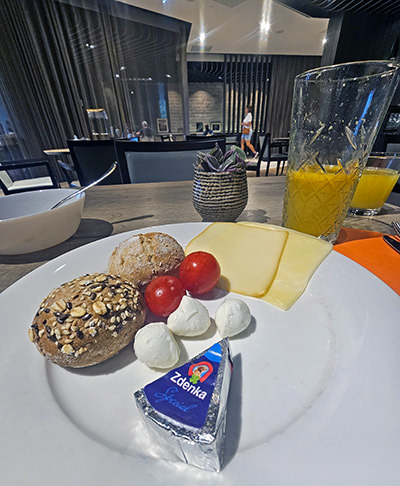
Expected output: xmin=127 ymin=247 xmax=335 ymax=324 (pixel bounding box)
xmin=134 ymin=322 xmax=180 ymax=369
xmin=215 ymin=298 xmax=251 ymax=338
xmin=167 ymin=295 xmax=211 ymax=337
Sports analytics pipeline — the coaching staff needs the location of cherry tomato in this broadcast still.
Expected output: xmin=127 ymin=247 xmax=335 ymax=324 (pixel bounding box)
xmin=145 ymin=275 xmax=186 ymax=317
xmin=179 ymin=251 xmax=221 ymax=295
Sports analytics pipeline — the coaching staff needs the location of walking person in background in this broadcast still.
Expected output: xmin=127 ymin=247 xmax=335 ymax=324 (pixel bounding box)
xmin=136 ymin=121 xmax=154 ymax=142
xmin=241 ymin=105 xmax=258 ymax=158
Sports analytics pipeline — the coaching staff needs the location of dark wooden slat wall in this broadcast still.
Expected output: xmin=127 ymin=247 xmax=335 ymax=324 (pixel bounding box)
xmin=265 ymin=55 xmax=321 ymax=138
xmin=219 ymin=54 xmax=320 ymax=138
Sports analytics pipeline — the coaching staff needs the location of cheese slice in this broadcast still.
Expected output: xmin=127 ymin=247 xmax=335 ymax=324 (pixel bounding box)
xmin=186 ymin=222 xmax=288 ymax=297
xmin=238 ymin=222 xmax=332 ymax=310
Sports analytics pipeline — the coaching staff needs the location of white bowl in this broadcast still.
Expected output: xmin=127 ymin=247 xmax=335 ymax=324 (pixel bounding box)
xmin=0 ymin=189 xmax=85 ymax=255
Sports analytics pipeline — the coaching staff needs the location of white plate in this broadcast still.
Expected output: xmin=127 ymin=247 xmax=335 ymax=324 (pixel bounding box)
xmin=1 ymin=222 xmax=399 ymax=486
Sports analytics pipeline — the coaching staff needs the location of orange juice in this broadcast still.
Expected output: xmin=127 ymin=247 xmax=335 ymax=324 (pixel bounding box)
xmin=350 ymin=167 xmax=399 ymax=210
xmin=283 ymin=165 xmax=359 ymax=239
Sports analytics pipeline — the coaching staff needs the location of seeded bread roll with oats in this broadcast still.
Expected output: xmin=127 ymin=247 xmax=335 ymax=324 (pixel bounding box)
xmin=28 ymin=273 xmax=146 ymax=368
xmin=108 ymin=232 xmax=185 ymax=288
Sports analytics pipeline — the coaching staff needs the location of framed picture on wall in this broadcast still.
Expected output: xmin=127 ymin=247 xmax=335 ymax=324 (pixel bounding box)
xmin=211 ymin=121 xmax=222 ymax=132
xmin=196 ymin=122 xmax=204 ymax=132
xmin=157 ymin=118 xmax=169 ymax=133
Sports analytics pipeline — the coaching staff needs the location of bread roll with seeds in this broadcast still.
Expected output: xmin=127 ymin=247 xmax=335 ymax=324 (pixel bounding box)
xmin=108 ymin=232 xmax=185 ymax=287
xmin=28 ymin=273 xmax=146 ymax=368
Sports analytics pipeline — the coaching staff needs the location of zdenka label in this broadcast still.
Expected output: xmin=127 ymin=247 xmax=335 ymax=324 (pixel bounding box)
xmin=144 ymin=342 xmax=222 ymax=428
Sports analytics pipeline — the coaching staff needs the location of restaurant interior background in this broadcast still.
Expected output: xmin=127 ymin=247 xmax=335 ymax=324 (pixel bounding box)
xmin=0 ymin=0 xmax=400 ymax=182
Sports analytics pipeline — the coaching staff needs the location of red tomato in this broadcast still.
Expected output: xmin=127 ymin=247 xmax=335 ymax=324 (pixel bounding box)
xmin=179 ymin=251 xmax=221 ymax=295
xmin=144 ymin=275 xmax=186 ymax=317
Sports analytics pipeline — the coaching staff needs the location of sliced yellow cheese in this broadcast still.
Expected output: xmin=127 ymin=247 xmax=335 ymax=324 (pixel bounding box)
xmin=186 ymin=222 xmax=288 ymax=297
xmin=238 ymin=222 xmax=332 ymax=310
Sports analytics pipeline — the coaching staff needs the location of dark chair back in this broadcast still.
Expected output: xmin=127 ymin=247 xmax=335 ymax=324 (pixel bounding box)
xmin=266 ymin=138 xmax=289 ymax=176
xmin=225 ymin=133 xmax=241 ymax=147
xmin=246 ymin=133 xmax=270 ymax=177
xmin=66 ymin=139 xmax=122 ymax=186
xmin=186 ymin=134 xmax=226 ymax=147
xmin=384 ymin=134 xmax=400 ymax=153
xmin=0 ymin=158 xmax=60 ymax=195
xmin=115 ymin=138 xmax=226 ymax=184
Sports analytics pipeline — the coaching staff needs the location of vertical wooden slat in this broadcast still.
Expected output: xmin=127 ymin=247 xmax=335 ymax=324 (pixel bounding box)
xmin=223 ymin=54 xmax=226 ymax=133
xmin=227 ymin=54 xmax=232 ymax=133
xmin=253 ymin=55 xmax=260 ymax=132
xmin=254 ymin=55 xmax=264 ymax=133
xmin=238 ymin=54 xmax=243 ymax=134
xmin=232 ymin=54 xmax=237 ymax=133
xmin=258 ymin=56 xmax=267 ymax=133
xmin=248 ymin=55 xmax=254 ymax=110
xmin=261 ymin=56 xmax=268 ymax=130
xmin=243 ymin=54 xmax=249 ymax=121
xmin=251 ymin=55 xmax=258 ymax=128
xmin=180 ymin=39 xmax=190 ymax=135
xmin=263 ymin=57 xmax=272 ymax=133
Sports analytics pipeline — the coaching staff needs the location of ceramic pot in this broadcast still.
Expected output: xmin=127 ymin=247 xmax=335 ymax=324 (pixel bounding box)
xmin=192 ymin=169 xmax=248 ymax=222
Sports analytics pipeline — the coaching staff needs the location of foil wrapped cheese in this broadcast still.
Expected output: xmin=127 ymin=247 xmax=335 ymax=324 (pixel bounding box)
xmin=134 ymin=338 xmax=233 ymax=472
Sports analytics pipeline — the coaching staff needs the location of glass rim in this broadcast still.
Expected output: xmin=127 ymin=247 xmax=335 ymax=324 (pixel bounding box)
xmin=296 ymin=60 xmax=400 ymax=84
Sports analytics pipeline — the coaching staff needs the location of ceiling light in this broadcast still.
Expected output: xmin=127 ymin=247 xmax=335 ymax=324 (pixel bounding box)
xmin=322 ymin=37 xmax=327 ymax=45
xmin=260 ymin=20 xmax=270 ymax=33
xmin=120 ymin=66 xmax=126 ymax=70
xmin=166 ymin=74 xmax=172 ymax=78
xmin=85 ymin=43 xmax=95 ymax=49
xmin=199 ymin=32 xmax=206 ymax=43
xmin=115 ymin=74 xmax=120 ymax=78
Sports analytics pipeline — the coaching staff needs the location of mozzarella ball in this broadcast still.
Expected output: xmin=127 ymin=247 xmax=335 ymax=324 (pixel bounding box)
xmin=134 ymin=322 xmax=180 ymax=369
xmin=214 ymin=298 xmax=251 ymax=338
xmin=167 ymin=295 xmax=210 ymax=337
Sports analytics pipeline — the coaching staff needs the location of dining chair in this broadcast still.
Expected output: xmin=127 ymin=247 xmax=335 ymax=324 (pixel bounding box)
xmin=246 ymin=133 xmax=270 ymax=177
xmin=0 ymin=158 xmax=60 ymax=195
xmin=66 ymin=139 xmax=123 ymax=186
xmin=115 ymin=138 xmax=226 ymax=183
xmin=265 ymin=138 xmax=289 ymax=176
xmin=224 ymin=133 xmax=241 ymax=150
xmin=56 ymin=159 xmax=79 ymax=187
xmin=186 ymin=134 xmax=227 ymax=145
xmin=386 ymin=142 xmax=400 ymax=153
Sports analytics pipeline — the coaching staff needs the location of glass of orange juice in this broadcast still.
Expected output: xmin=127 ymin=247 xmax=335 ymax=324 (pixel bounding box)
xmin=349 ymin=153 xmax=400 ymax=215
xmin=282 ymin=61 xmax=400 ymax=242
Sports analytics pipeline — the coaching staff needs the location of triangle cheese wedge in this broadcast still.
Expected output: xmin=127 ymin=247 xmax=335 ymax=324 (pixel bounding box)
xmin=185 ymin=222 xmax=288 ymax=297
xmin=238 ymin=222 xmax=332 ymax=310
xmin=134 ymin=339 xmax=232 ymax=472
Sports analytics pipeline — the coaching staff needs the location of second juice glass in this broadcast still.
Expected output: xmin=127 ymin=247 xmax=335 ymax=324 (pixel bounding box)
xmin=349 ymin=153 xmax=400 ymax=215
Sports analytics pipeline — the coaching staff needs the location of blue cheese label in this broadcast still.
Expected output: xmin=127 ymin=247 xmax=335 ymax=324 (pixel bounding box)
xmin=134 ymin=338 xmax=232 ymax=471
xmin=144 ymin=342 xmax=222 ymax=428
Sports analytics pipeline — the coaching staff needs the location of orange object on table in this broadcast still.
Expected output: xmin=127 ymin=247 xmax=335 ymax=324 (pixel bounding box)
xmin=334 ymin=227 xmax=400 ymax=295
